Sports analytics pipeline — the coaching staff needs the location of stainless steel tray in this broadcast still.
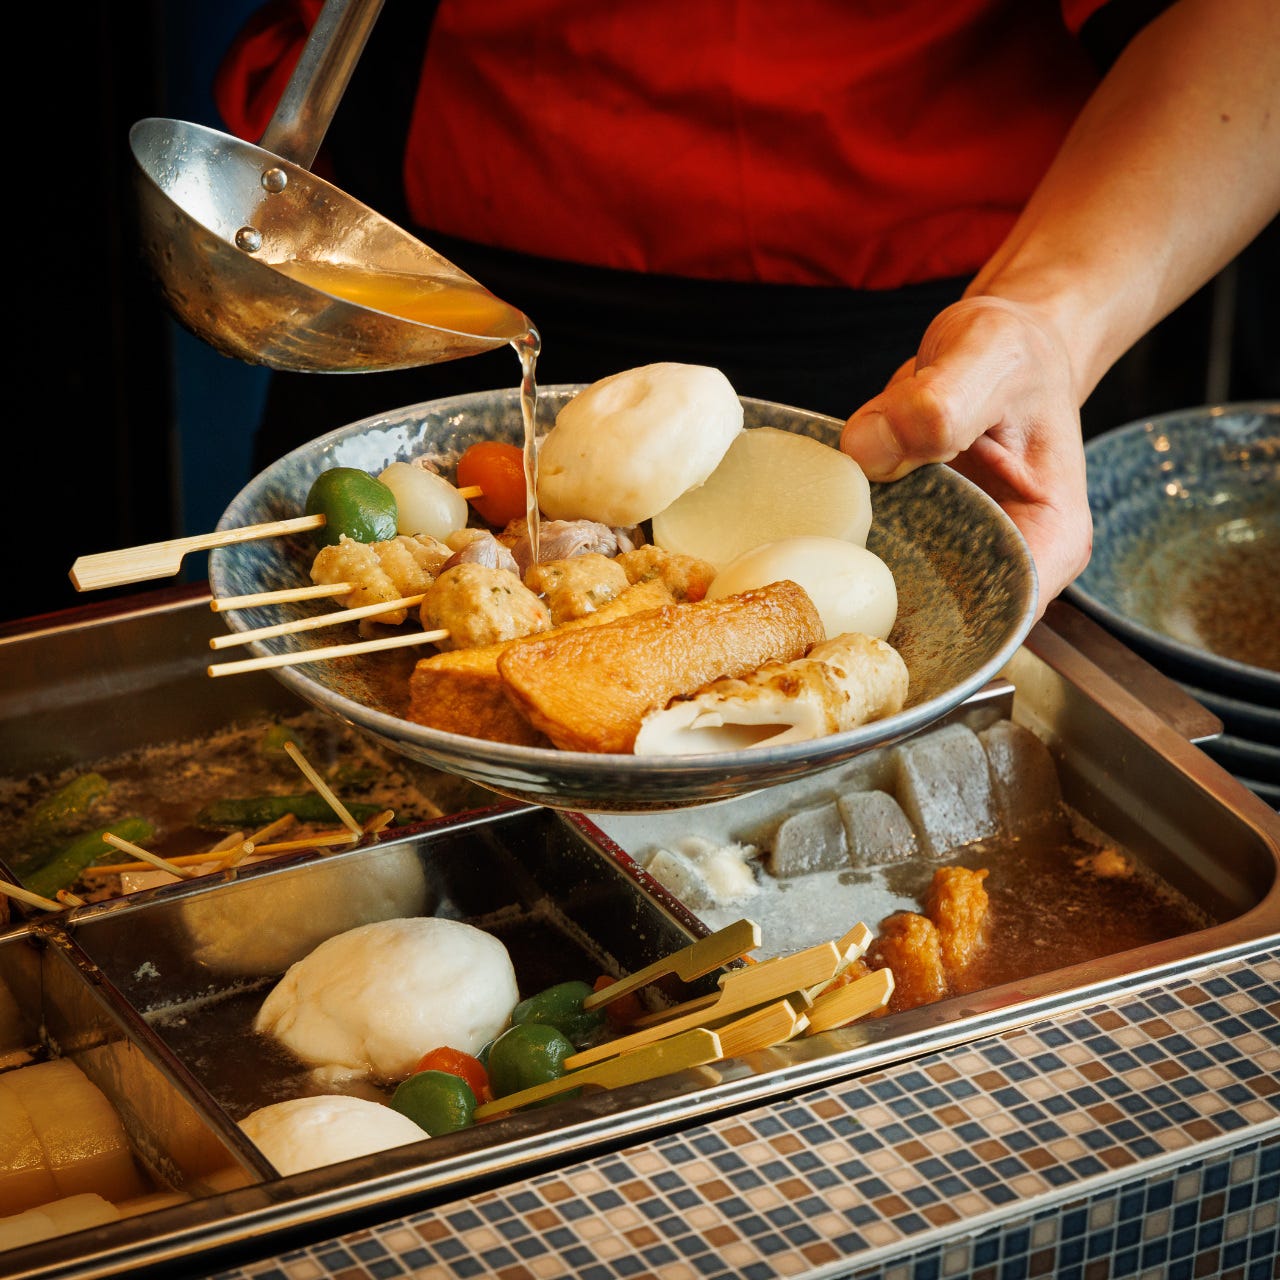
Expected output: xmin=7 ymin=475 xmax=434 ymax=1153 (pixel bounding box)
xmin=1 ymin=591 xmax=1277 ymax=1280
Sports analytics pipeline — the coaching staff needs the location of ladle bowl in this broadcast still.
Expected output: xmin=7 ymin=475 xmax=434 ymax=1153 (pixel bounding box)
xmin=128 ymin=0 xmax=529 ymax=373
xmin=130 ymin=118 xmax=528 ymax=372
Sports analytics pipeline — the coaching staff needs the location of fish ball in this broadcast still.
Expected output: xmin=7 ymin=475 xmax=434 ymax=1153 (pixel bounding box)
xmin=537 ymin=363 xmax=744 ymax=526
xmin=239 ymin=1096 xmax=429 ymax=1175
xmin=707 ymin=536 xmax=897 ymax=640
xmin=254 ymin=917 xmax=519 ymax=1081
xmin=379 ymin=461 xmax=469 ymax=539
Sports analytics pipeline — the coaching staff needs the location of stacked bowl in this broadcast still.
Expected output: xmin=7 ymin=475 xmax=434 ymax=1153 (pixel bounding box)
xmin=1065 ymin=402 xmax=1279 ymax=810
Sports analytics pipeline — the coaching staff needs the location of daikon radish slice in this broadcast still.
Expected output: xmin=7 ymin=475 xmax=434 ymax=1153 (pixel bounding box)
xmin=0 ymin=1076 xmax=59 ymax=1214
xmin=652 ymin=428 xmax=872 ymax=570
xmin=0 ymin=1194 xmax=120 ymax=1250
xmin=706 ymin=536 xmax=897 ymax=640
xmin=4 ymin=1060 xmax=147 ymax=1203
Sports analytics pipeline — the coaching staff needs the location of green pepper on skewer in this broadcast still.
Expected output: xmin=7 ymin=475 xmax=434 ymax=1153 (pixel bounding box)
xmin=23 ymin=818 xmax=156 ymax=900
xmin=194 ymin=794 xmax=386 ymax=832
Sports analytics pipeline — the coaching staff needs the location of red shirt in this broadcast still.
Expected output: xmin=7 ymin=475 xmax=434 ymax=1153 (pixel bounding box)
xmin=216 ymin=0 xmax=1108 ymax=291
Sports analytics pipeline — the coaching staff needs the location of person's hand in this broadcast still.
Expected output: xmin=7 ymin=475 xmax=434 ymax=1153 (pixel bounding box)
xmin=840 ymin=295 xmax=1093 ymax=617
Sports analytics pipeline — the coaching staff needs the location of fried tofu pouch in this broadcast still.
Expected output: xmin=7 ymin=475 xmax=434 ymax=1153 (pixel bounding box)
xmin=496 ymin=579 xmax=824 ymax=754
xmin=406 ymin=578 xmax=675 ymax=746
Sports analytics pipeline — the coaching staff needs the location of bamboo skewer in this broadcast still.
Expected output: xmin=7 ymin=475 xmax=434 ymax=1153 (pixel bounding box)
xmin=101 ymin=834 xmax=197 ymax=880
xmin=211 ymin=582 xmax=355 ymax=612
xmin=207 ymin=627 xmax=449 ymax=677
xmin=0 ymin=882 xmax=66 ymax=912
xmin=84 ymin=820 xmax=289 ymax=879
xmin=248 ymin=829 xmax=363 ymax=854
xmin=582 ymin=919 xmax=762 ymax=1012
xmin=802 ymin=923 xmax=874 ymax=1003
xmin=209 ymin=593 xmax=429 ymax=650
xmin=804 ymin=967 xmax=894 ymax=1034
xmin=70 ymin=515 xmax=327 ymax=592
xmin=714 ymin=999 xmax=807 ymax=1058
xmin=82 ymin=826 xmax=368 ymax=878
xmin=565 ymin=941 xmax=842 ymax=1070
xmin=282 ymin=740 xmax=361 ymax=834
xmin=472 ymin=1028 xmax=723 ymax=1121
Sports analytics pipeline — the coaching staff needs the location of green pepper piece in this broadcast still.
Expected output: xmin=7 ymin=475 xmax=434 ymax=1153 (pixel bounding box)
xmin=23 ymin=818 xmax=156 ymax=899
xmin=511 ymin=980 xmax=606 ymax=1047
xmin=259 ymin=724 xmax=304 ymax=757
xmin=389 ymin=1070 xmax=477 ymax=1136
xmin=487 ymin=1023 xmax=576 ymax=1106
xmin=17 ymin=773 xmax=110 ymax=858
xmin=194 ymin=794 xmax=385 ymax=831
xmin=306 ymin=467 xmax=398 ymax=547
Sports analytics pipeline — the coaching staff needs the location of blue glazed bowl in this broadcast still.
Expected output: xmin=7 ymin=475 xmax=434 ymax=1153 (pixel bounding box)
xmin=1065 ymin=401 xmax=1280 ymax=707
xmin=209 ymin=387 xmax=1036 ymax=812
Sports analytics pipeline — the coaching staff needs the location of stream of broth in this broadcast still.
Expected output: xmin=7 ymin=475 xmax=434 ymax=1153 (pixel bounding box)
xmin=274 ymin=258 xmax=545 ymax=563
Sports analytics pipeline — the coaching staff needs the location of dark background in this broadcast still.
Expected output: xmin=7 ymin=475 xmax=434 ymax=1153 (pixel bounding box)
xmin=16 ymin=2 xmax=1277 ymax=629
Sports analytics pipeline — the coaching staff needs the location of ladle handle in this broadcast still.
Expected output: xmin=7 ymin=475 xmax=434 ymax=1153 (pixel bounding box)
xmin=258 ymin=0 xmax=385 ymax=170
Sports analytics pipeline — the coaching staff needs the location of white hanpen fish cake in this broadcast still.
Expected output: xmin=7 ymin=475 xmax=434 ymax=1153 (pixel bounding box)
xmin=634 ymin=632 xmax=908 ymax=755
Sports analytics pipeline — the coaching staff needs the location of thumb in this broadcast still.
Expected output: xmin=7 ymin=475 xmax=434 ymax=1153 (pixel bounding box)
xmin=840 ymin=299 xmax=1038 ymax=480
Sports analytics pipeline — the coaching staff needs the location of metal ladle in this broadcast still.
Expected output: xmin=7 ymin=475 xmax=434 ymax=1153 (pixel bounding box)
xmin=130 ymin=0 xmax=530 ymax=373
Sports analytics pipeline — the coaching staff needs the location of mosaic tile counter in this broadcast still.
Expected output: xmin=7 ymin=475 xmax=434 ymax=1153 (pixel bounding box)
xmin=204 ymin=944 xmax=1280 ymax=1280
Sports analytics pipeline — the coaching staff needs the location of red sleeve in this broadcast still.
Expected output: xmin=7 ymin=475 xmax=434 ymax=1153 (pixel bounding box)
xmin=1060 ymin=0 xmax=1111 ymax=33
xmin=212 ymin=0 xmax=325 ymax=143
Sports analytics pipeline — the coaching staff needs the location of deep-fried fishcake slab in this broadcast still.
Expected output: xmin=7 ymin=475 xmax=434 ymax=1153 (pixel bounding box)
xmin=406 ymin=578 xmax=674 ymax=746
xmin=497 ymin=580 xmax=824 ymax=754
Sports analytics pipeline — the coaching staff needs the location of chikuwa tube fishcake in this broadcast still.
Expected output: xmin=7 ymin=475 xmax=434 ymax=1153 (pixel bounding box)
xmin=496 ymin=580 xmax=824 ymax=754
xmin=634 ymin=631 xmax=909 ymax=755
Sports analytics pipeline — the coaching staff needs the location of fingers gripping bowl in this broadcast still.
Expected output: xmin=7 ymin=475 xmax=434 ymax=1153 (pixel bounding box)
xmin=209 ymin=388 xmax=1037 ymax=812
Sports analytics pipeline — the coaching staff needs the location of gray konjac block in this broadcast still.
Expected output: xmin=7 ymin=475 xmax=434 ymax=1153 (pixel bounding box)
xmin=837 ymin=789 xmax=919 ymax=867
xmin=767 ymin=801 xmax=849 ymax=878
xmin=980 ymin=719 xmax=1063 ymax=833
xmin=893 ymin=723 xmax=998 ymax=857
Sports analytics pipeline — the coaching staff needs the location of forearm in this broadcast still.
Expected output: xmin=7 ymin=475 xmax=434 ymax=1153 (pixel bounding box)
xmin=968 ymin=0 xmax=1280 ymax=404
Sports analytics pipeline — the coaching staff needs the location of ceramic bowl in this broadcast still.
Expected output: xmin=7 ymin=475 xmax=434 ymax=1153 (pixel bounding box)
xmin=209 ymin=387 xmax=1036 ymax=812
xmin=1065 ymin=402 xmax=1280 ymax=707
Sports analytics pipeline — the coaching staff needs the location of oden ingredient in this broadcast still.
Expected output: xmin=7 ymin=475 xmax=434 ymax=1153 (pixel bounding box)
xmin=496 ymin=580 xmax=825 ymax=753
xmin=706 ymin=536 xmax=898 ymax=641
xmin=305 ymin=467 xmax=399 ymax=547
xmin=634 ymin=632 xmax=910 ymax=755
xmin=652 ymin=427 xmax=873 ymax=569
xmin=0 ymin=1060 xmax=147 ymax=1214
xmin=378 ymin=461 xmax=469 ymax=540
xmin=537 ymin=363 xmax=744 ymax=526
xmin=239 ymin=1095 xmax=429 ymax=1175
xmin=253 ymin=917 xmax=519 ymax=1080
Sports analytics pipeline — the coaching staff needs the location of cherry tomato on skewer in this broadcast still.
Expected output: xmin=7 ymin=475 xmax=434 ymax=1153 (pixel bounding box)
xmin=456 ymin=441 xmax=528 ymax=528
xmin=412 ymin=1045 xmax=492 ymax=1103
xmin=592 ymin=974 xmax=645 ymax=1031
